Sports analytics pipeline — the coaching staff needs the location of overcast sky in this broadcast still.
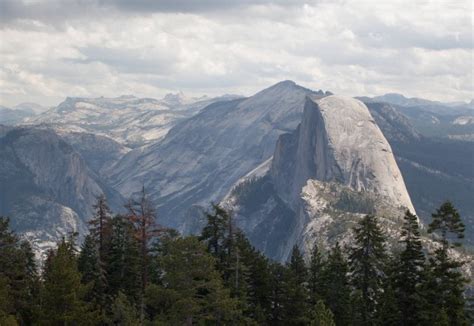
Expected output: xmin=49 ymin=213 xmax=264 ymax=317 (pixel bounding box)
xmin=0 ymin=0 xmax=472 ymax=107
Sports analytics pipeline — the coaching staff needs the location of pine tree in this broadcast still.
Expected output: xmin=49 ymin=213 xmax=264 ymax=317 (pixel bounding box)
xmin=40 ymin=236 xmax=99 ymax=325
xmin=199 ymin=204 xmax=231 ymax=270
xmin=320 ymin=243 xmax=351 ymax=326
xmin=106 ymin=215 xmax=142 ymax=303
xmin=234 ymin=232 xmax=272 ymax=323
xmin=89 ymin=194 xmax=112 ymax=261
xmin=375 ymin=257 xmax=401 ymax=326
xmin=282 ymin=245 xmax=309 ymax=325
xmin=425 ymin=201 xmax=468 ymax=325
xmin=0 ymin=217 xmax=40 ymax=325
xmin=310 ymin=300 xmax=336 ymax=326
xmin=308 ymin=244 xmax=325 ymax=305
xmin=125 ymin=187 xmax=163 ymax=322
xmin=348 ymin=214 xmax=387 ymax=325
xmin=146 ymin=236 xmax=241 ymax=324
xmin=393 ymin=210 xmax=425 ymax=325
xmin=428 ymin=201 xmax=465 ymax=248
xmin=268 ymin=263 xmax=287 ymax=324
xmin=108 ymin=291 xmax=139 ymax=325
xmin=78 ymin=235 xmax=108 ymax=315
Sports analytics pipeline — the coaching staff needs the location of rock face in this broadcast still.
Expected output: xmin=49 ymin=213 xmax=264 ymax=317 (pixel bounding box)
xmin=225 ymin=95 xmax=415 ymax=261
xmin=0 ymin=127 xmax=123 ymax=256
xmin=272 ymin=95 xmax=415 ymax=213
xmin=108 ymin=81 xmax=330 ymax=231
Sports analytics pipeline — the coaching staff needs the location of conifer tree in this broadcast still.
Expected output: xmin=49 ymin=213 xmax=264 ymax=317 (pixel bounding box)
xmin=268 ymin=263 xmax=287 ymax=324
xmin=0 ymin=217 xmax=39 ymax=325
xmin=78 ymin=235 xmax=108 ymax=315
xmin=109 ymin=291 xmax=140 ymax=325
xmin=375 ymin=257 xmax=401 ymax=326
xmin=393 ymin=210 xmax=425 ymax=325
xmin=89 ymin=194 xmax=112 ymax=261
xmin=428 ymin=201 xmax=465 ymax=248
xmin=106 ymin=215 xmax=142 ymax=302
xmin=199 ymin=204 xmax=231 ymax=270
xmin=425 ymin=201 xmax=468 ymax=325
xmin=320 ymin=243 xmax=351 ymax=326
xmin=125 ymin=187 xmax=163 ymax=322
xmin=283 ymin=245 xmax=309 ymax=325
xmin=348 ymin=215 xmax=387 ymax=325
xmin=40 ymin=236 xmax=99 ymax=325
xmin=233 ymin=232 xmax=272 ymax=323
xmin=308 ymin=244 xmax=325 ymax=305
xmin=146 ymin=236 xmax=241 ymax=324
xmin=310 ymin=300 xmax=336 ymax=326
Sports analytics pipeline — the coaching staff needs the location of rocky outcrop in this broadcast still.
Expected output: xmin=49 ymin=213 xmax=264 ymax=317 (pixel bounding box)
xmin=272 ymin=95 xmax=415 ymax=213
xmin=225 ymin=95 xmax=416 ymax=261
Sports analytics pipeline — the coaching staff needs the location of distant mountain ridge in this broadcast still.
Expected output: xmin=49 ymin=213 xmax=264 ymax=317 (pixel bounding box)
xmin=1 ymin=81 xmax=473 ymax=258
xmin=22 ymin=93 xmax=242 ymax=147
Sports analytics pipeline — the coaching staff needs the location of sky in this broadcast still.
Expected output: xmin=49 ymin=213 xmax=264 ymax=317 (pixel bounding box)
xmin=0 ymin=0 xmax=472 ymax=107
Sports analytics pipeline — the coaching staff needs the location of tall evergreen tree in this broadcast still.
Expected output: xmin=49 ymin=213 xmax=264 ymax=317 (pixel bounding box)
xmin=233 ymin=232 xmax=272 ymax=323
xmin=125 ymin=187 xmax=163 ymax=322
xmin=78 ymin=235 xmax=108 ymax=316
xmin=108 ymin=291 xmax=140 ymax=326
xmin=308 ymin=244 xmax=325 ymax=305
xmin=282 ymin=245 xmax=309 ymax=325
xmin=268 ymin=263 xmax=288 ymax=325
xmin=310 ymin=300 xmax=336 ymax=326
xmin=146 ymin=236 xmax=241 ymax=324
xmin=425 ymin=201 xmax=468 ymax=325
xmin=106 ymin=215 xmax=142 ymax=303
xmin=348 ymin=215 xmax=387 ymax=325
xmin=375 ymin=257 xmax=401 ymax=326
xmin=199 ymin=204 xmax=231 ymax=270
xmin=393 ymin=210 xmax=425 ymax=325
xmin=89 ymin=194 xmax=112 ymax=261
xmin=40 ymin=236 xmax=99 ymax=325
xmin=0 ymin=217 xmax=39 ymax=325
xmin=320 ymin=243 xmax=351 ymax=326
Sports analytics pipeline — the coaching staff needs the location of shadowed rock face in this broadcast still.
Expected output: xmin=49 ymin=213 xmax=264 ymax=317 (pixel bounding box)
xmin=0 ymin=127 xmax=123 ymax=257
xmin=272 ymin=95 xmax=415 ymax=214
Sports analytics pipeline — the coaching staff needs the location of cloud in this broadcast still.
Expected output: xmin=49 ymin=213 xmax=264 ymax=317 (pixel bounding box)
xmin=0 ymin=0 xmax=472 ymax=106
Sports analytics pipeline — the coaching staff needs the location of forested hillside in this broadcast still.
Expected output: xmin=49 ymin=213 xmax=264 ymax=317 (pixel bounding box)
xmin=1 ymin=191 xmax=471 ymax=325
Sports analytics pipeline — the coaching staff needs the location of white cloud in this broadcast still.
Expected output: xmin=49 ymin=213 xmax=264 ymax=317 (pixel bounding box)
xmin=0 ymin=0 xmax=472 ymax=106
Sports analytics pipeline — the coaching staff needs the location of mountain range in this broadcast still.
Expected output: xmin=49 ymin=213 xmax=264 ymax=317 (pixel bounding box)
xmin=0 ymin=81 xmax=473 ymax=259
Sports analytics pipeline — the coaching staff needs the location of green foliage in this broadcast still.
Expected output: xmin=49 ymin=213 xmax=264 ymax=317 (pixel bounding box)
xmin=77 ymin=234 xmax=108 ymax=313
xmin=39 ymin=236 xmax=100 ymax=325
xmin=0 ymin=217 xmax=39 ymax=325
xmin=428 ymin=200 xmax=465 ymax=248
xmin=393 ymin=210 xmax=426 ymax=325
xmin=320 ymin=243 xmax=352 ymax=326
xmin=3 ymin=197 xmax=473 ymax=325
xmin=348 ymin=214 xmax=387 ymax=325
xmin=146 ymin=236 xmax=241 ymax=324
xmin=283 ymin=245 xmax=310 ymax=325
xmin=106 ymin=215 xmax=142 ymax=302
xmin=308 ymin=244 xmax=325 ymax=305
xmin=108 ymin=291 xmax=139 ymax=326
xmin=310 ymin=300 xmax=336 ymax=326
xmin=334 ymin=189 xmax=376 ymax=215
xmin=424 ymin=201 xmax=469 ymax=325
